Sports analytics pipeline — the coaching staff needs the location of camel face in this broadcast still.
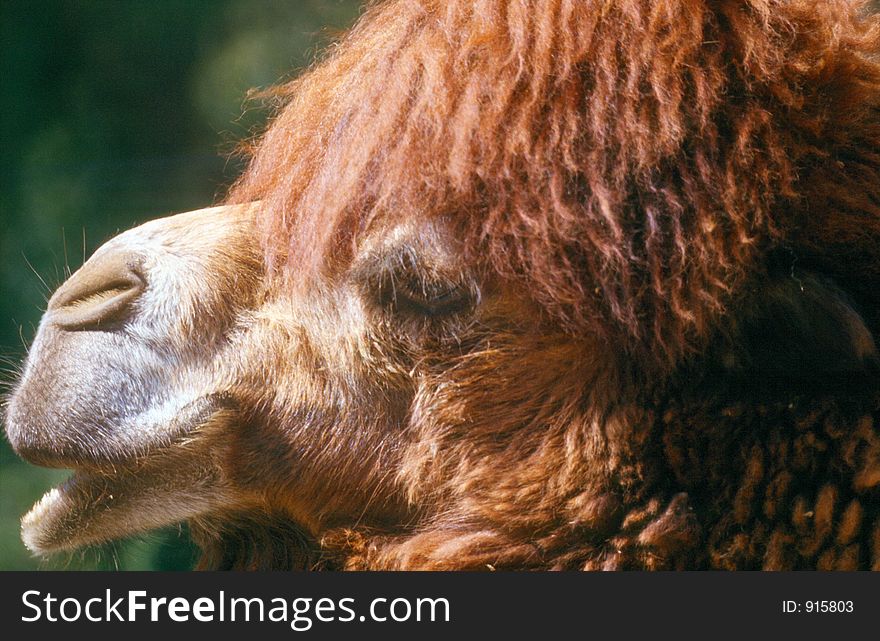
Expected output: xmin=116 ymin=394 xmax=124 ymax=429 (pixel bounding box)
xmin=6 ymin=0 xmax=880 ymax=570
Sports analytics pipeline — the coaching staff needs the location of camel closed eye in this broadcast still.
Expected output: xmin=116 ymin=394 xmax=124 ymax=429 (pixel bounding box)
xmin=358 ymin=243 xmax=477 ymax=320
xmin=390 ymin=280 xmax=473 ymax=317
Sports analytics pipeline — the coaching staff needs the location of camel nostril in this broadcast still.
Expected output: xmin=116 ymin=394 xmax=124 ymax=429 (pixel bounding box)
xmin=48 ymin=250 xmax=145 ymax=330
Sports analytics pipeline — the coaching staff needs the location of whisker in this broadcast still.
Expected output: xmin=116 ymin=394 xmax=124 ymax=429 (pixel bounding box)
xmin=21 ymin=252 xmax=51 ymax=296
xmin=61 ymin=227 xmax=71 ymax=279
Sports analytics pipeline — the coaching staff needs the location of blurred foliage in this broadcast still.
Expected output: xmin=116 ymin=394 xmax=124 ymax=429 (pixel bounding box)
xmin=0 ymin=0 xmax=362 ymax=570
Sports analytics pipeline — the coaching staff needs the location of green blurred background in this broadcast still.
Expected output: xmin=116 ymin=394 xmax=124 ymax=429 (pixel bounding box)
xmin=0 ymin=0 xmax=362 ymax=570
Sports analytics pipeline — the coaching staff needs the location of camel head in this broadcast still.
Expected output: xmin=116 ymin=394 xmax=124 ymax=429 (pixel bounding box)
xmin=6 ymin=0 xmax=880 ymax=570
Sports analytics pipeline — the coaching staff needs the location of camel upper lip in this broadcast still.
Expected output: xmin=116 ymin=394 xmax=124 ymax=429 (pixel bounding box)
xmin=10 ymin=392 xmax=234 ymax=471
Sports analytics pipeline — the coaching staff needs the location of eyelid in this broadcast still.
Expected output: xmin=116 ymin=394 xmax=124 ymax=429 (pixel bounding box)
xmin=393 ymin=278 xmax=474 ymax=316
xmin=354 ymin=246 xmax=477 ymax=317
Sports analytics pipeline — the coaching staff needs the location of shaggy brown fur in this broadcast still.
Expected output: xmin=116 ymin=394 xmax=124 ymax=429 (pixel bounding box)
xmin=207 ymin=0 xmax=880 ymax=569
xmin=231 ymin=0 xmax=880 ymax=371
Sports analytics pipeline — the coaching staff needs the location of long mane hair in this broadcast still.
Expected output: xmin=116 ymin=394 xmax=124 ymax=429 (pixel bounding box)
xmin=229 ymin=0 xmax=880 ymax=373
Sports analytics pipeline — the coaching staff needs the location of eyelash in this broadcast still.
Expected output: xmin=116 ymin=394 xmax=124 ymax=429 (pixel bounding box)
xmin=393 ymin=280 xmax=472 ymax=317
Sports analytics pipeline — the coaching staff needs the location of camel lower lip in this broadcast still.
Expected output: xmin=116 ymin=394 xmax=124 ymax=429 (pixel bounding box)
xmin=22 ymin=469 xmax=144 ymax=554
xmin=21 ymin=473 xmax=87 ymax=553
xmin=20 ymin=465 xmax=199 ymax=554
xmin=19 ymin=463 xmax=209 ymax=555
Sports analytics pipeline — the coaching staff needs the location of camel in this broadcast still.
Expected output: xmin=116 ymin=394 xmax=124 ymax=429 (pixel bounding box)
xmin=6 ymin=0 xmax=880 ymax=569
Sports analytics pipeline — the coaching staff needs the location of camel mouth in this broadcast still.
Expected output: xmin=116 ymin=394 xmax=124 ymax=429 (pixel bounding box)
xmin=18 ymin=398 xmax=240 ymax=555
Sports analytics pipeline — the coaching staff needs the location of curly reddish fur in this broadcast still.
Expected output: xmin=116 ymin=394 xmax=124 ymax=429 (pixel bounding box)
xmin=211 ymin=0 xmax=880 ymax=570
xmin=230 ymin=0 xmax=880 ymax=371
